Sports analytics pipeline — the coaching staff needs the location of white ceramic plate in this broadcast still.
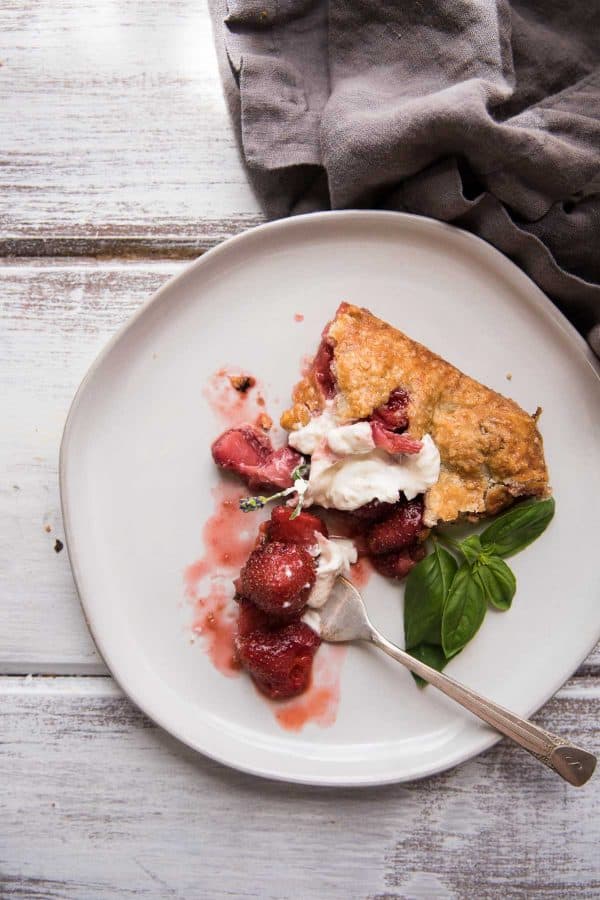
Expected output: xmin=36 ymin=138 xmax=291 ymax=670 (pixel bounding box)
xmin=61 ymin=211 xmax=600 ymax=786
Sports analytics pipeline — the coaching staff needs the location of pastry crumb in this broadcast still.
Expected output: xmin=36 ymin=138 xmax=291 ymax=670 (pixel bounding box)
xmin=44 ymin=524 xmax=52 ymax=533
xmin=255 ymin=412 xmax=273 ymax=431
xmin=294 ymin=313 xmax=304 ymax=322
xmin=54 ymin=539 xmax=64 ymax=553
xmin=229 ymin=374 xmax=256 ymax=393
xmin=506 ymin=372 xmax=512 ymax=380
xmin=532 ymin=406 xmax=543 ymax=422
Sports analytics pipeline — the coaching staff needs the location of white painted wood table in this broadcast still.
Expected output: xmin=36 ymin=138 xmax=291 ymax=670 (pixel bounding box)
xmin=1 ymin=3 xmax=599 ymax=897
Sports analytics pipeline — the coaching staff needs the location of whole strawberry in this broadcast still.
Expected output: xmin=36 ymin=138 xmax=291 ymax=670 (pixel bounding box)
xmin=235 ymin=597 xmax=274 ymax=637
xmin=371 ymin=544 xmax=427 ymax=579
xmin=366 ymin=497 xmax=425 ymax=555
xmin=238 ymin=541 xmax=316 ymax=617
xmin=235 ymin=621 xmax=321 ymax=699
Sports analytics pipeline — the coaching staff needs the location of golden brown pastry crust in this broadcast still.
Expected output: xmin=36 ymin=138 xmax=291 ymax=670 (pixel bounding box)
xmin=281 ymin=304 xmax=550 ymax=526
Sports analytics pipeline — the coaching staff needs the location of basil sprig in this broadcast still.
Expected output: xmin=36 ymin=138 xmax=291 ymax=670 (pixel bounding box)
xmin=404 ymin=497 xmax=554 ymax=686
xmin=479 ymin=497 xmax=555 ymax=558
xmin=441 ymin=562 xmax=486 ymax=658
xmin=404 ymin=544 xmax=457 ymax=648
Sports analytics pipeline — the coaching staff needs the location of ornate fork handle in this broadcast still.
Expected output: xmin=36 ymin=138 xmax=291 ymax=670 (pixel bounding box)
xmin=370 ymin=629 xmax=596 ymax=787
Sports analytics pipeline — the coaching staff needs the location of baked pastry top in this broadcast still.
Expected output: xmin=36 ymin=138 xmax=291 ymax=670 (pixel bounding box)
xmin=281 ymin=303 xmax=550 ymax=526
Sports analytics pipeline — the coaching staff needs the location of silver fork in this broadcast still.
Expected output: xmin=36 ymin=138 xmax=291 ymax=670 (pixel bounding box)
xmin=315 ymin=576 xmax=596 ymax=787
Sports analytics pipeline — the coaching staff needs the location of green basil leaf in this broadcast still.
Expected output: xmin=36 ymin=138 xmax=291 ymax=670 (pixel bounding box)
xmin=441 ymin=562 xmax=487 ymax=658
xmin=474 ymin=556 xmax=516 ymax=610
xmin=408 ymin=643 xmax=448 ymax=688
xmin=460 ymin=534 xmax=483 ymax=566
xmin=404 ymin=544 xmax=458 ymax=649
xmin=479 ymin=497 xmax=555 ymax=558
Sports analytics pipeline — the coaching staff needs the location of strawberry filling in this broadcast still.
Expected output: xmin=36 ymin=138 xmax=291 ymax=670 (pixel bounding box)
xmin=312 ymin=336 xmax=336 ymax=399
xmin=370 ymin=420 xmax=422 ymax=454
xmin=373 ymin=387 xmax=410 ymax=431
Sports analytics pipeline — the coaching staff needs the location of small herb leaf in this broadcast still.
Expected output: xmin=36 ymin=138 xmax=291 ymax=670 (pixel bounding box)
xmin=459 ymin=534 xmax=483 ymax=566
xmin=404 ymin=544 xmax=458 ymax=649
xmin=479 ymin=497 xmax=555 ymax=558
xmin=441 ymin=562 xmax=487 ymax=658
xmin=474 ymin=557 xmax=516 ymax=610
xmin=408 ymin=643 xmax=448 ymax=688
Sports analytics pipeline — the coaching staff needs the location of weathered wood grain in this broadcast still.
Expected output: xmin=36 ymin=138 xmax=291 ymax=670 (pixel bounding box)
xmin=0 ymin=0 xmax=263 ymax=253
xmin=2 ymin=259 xmax=599 ymax=674
xmin=0 ymin=259 xmax=182 ymax=671
xmin=0 ymin=675 xmax=598 ymax=899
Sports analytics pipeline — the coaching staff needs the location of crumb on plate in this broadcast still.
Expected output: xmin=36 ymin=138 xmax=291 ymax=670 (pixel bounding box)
xmin=229 ymin=374 xmax=256 ymax=393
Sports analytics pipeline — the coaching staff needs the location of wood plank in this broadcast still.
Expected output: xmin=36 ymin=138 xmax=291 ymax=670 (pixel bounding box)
xmin=2 ymin=258 xmax=600 ymax=673
xmin=0 ymin=0 xmax=262 ymax=252
xmin=1 ymin=259 xmax=183 ymax=671
xmin=1 ymin=675 xmax=599 ymax=899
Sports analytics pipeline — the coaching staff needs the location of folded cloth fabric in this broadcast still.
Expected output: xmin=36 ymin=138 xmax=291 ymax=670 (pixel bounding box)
xmin=209 ymin=0 xmax=600 ymax=356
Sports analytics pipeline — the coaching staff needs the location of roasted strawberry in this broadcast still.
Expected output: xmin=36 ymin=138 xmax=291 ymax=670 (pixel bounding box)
xmin=235 ymin=597 xmax=274 ymax=638
xmin=267 ymin=505 xmax=328 ymax=545
xmin=238 ymin=541 xmax=316 ymax=617
xmin=235 ymin=621 xmax=321 ymax=699
xmin=351 ymin=498 xmax=398 ymax=522
xmin=366 ymin=497 xmax=425 ymax=555
xmin=211 ymin=425 xmax=302 ymax=490
xmin=373 ymin=387 xmax=410 ymax=431
xmin=370 ymin=543 xmax=427 ymax=579
xmin=370 ymin=420 xmax=422 ymax=455
xmin=254 ymin=446 xmax=303 ymax=490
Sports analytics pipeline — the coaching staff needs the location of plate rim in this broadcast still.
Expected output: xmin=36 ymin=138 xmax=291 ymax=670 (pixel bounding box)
xmin=59 ymin=209 xmax=600 ymax=786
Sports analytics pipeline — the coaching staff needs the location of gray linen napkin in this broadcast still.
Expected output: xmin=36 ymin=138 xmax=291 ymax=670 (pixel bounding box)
xmin=209 ymin=0 xmax=600 ymax=356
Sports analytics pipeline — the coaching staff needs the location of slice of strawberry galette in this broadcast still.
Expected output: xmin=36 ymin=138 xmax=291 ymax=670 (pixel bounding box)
xmin=282 ymin=302 xmax=549 ymax=527
xmin=210 ymin=303 xmax=550 ymax=699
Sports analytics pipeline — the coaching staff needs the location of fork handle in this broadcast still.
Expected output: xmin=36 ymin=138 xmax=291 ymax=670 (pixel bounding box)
xmin=369 ymin=629 xmax=596 ymax=787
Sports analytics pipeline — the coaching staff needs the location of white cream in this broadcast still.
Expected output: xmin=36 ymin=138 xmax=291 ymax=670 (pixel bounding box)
xmin=326 ymin=421 xmax=375 ymax=455
xmin=304 ymin=534 xmax=358 ymax=630
xmin=288 ymin=405 xmax=338 ymax=456
xmin=289 ymin=407 xmax=441 ymax=511
xmin=305 ymin=435 xmax=439 ymax=510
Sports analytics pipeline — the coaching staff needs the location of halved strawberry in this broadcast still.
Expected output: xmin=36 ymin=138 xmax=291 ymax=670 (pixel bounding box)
xmin=212 ymin=424 xmax=270 ymax=471
xmin=211 ymin=425 xmax=302 ymax=489
xmin=238 ymin=541 xmax=316 ymax=617
xmin=267 ymin=505 xmax=328 ymax=546
xmin=235 ymin=621 xmax=321 ymax=700
xmin=254 ymin=446 xmax=303 ymax=490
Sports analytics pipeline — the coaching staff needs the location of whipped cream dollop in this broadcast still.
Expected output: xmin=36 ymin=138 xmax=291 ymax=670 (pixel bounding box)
xmin=303 ymin=533 xmax=357 ymax=633
xmin=289 ymin=406 xmax=440 ymax=511
xmin=288 ymin=406 xmax=338 ymax=456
